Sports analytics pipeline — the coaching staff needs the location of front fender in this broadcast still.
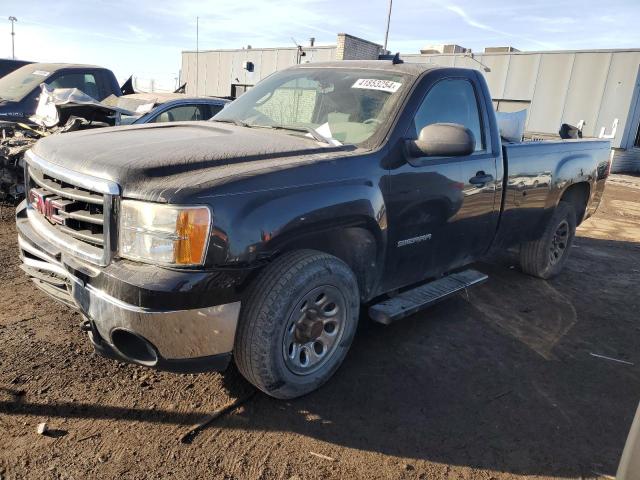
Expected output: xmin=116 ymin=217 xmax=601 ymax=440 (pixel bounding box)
xmin=206 ymin=177 xmax=387 ymax=269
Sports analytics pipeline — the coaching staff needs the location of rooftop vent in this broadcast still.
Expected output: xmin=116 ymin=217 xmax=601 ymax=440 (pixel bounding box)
xmin=484 ymin=46 xmax=520 ymax=53
xmin=420 ymin=44 xmax=470 ymax=54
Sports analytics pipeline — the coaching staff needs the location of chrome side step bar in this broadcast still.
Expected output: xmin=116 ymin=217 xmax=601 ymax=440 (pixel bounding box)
xmin=368 ymin=269 xmax=488 ymax=325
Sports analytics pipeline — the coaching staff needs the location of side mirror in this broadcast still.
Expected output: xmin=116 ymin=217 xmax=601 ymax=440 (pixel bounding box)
xmin=408 ymin=123 xmax=475 ymax=158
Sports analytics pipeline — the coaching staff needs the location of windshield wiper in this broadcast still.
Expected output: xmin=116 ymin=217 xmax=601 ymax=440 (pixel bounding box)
xmin=268 ymin=125 xmax=333 ymax=145
xmin=213 ymin=120 xmax=336 ymax=145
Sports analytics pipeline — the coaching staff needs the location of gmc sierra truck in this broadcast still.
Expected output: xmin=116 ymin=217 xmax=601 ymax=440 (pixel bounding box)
xmin=16 ymin=60 xmax=611 ymax=399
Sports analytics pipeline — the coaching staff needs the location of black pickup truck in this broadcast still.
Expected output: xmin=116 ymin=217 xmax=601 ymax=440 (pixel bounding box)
xmin=16 ymin=60 xmax=611 ymax=398
xmin=0 ymin=62 xmax=121 ymax=123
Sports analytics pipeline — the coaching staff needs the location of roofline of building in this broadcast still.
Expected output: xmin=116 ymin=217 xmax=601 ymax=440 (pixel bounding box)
xmin=182 ymin=45 xmax=640 ymax=57
xmin=337 ymin=32 xmax=383 ymax=48
xmin=402 ymin=47 xmax=640 ymax=56
xmin=182 ymin=45 xmax=336 ymax=54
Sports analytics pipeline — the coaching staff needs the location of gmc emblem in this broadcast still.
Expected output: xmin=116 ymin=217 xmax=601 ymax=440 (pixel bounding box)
xmin=29 ymin=188 xmax=70 ymax=225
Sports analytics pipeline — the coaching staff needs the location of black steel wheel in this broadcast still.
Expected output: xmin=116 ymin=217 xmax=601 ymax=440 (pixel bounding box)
xmin=549 ymin=219 xmax=570 ymax=265
xmin=282 ymin=285 xmax=347 ymax=376
xmin=234 ymin=250 xmax=359 ymax=399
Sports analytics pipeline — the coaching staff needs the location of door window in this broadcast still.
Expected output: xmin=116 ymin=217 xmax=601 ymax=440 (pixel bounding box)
xmin=150 ymin=104 xmax=208 ymax=123
xmin=413 ymin=78 xmax=485 ymax=151
xmin=48 ymin=73 xmax=100 ymax=99
xmin=209 ymin=104 xmax=224 ymax=117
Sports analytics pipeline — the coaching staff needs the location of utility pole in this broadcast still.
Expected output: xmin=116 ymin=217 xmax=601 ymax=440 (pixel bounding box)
xmin=8 ymin=16 xmax=17 ymax=59
xmin=383 ymin=0 xmax=392 ymax=52
xmin=196 ymin=16 xmax=199 ymax=96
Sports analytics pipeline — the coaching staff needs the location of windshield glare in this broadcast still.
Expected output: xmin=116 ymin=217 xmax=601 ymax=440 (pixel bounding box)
xmin=0 ymin=65 xmax=53 ymax=102
xmin=212 ymin=68 xmax=408 ymax=146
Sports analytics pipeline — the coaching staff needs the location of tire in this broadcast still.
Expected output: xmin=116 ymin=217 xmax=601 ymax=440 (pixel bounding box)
xmin=520 ymin=201 xmax=577 ymax=279
xmin=234 ymin=250 xmax=359 ymax=399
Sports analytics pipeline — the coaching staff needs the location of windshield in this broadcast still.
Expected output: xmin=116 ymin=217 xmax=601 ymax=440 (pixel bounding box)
xmin=212 ymin=68 xmax=408 ymax=146
xmin=0 ymin=65 xmax=53 ymax=102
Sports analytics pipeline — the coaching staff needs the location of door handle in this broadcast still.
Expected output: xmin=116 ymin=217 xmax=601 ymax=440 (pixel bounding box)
xmin=469 ymin=172 xmax=494 ymax=186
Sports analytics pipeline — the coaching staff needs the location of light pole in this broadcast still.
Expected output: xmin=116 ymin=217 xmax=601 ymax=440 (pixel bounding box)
xmin=8 ymin=16 xmax=17 ymax=59
xmin=383 ymin=0 xmax=392 ymax=52
xmin=195 ymin=16 xmax=200 ymax=96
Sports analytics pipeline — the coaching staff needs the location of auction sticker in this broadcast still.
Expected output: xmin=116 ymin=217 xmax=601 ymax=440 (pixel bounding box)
xmin=352 ymin=78 xmax=402 ymax=93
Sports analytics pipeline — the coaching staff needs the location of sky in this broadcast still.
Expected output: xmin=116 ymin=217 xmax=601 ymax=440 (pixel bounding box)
xmin=1 ymin=0 xmax=639 ymax=85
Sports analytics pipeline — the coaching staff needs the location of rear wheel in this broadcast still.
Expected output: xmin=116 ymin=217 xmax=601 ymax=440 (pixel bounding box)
xmin=520 ymin=201 xmax=576 ymax=279
xmin=234 ymin=250 xmax=359 ymax=399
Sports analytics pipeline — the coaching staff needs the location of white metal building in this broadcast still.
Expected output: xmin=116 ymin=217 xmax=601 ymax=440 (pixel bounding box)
xmin=180 ymin=33 xmax=382 ymax=98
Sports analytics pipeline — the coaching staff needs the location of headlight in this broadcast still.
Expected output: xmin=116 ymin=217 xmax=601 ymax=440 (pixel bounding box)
xmin=119 ymin=200 xmax=211 ymax=266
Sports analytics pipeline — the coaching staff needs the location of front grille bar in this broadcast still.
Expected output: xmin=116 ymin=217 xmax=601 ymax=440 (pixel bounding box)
xmin=58 ymin=225 xmax=104 ymax=245
xmin=58 ymin=209 xmax=104 ymax=226
xmin=30 ymin=169 xmax=104 ymax=205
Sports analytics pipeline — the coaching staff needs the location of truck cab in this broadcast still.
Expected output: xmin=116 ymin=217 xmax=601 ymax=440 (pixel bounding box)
xmin=0 ymin=63 xmax=121 ymax=123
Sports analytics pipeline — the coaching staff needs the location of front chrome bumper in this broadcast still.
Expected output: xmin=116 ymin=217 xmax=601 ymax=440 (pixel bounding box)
xmin=17 ymin=202 xmax=240 ymax=369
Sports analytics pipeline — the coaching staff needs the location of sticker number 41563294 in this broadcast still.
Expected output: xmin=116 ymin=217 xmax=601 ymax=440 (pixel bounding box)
xmin=351 ymin=78 xmax=402 ymax=93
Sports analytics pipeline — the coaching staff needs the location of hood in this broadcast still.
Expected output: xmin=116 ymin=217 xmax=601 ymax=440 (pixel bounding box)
xmin=31 ymin=121 xmax=356 ymax=201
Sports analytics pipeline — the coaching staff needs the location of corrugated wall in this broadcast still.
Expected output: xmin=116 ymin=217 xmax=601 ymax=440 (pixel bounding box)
xmin=181 ymin=46 xmax=336 ymax=97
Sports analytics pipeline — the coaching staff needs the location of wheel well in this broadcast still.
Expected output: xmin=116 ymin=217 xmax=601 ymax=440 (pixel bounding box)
xmin=560 ymin=182 xmax=590 ymax=225
xmin=272 ymin=227 xmax=381 ymax=302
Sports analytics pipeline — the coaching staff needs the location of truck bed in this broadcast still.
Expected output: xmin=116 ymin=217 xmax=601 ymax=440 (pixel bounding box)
xmin=496 ymin=138 xmax=611 ymax=246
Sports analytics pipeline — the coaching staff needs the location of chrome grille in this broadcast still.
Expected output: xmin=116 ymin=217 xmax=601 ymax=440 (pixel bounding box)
xmin=24 ymin=150 xmax=120 ymax=266
xmin=28 ymin=168 xmax=106 ymax=248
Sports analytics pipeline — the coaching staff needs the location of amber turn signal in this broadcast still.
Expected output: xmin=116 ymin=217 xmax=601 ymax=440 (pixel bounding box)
xmin=175 ymin=208 xmax=211 ymax=265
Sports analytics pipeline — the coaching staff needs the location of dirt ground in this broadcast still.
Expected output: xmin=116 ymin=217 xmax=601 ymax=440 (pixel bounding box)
xmin=1 ymin=175 xmax=639 ymax=480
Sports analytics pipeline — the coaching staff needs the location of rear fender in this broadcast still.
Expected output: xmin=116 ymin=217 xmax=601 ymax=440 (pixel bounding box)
xmin=547 ymin=153 xmax=596 ymax=210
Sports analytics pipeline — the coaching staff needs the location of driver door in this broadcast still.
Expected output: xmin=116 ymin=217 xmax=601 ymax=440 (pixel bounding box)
xmin=384 ymin=75 xmax=500 ymax=290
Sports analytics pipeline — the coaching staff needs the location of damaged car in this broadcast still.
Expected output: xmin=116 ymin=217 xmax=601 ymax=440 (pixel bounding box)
xmin=0 ymin=62 xmax=122 ymax=123
xmin=1 ymin=84 xmax=229 ymax=200
xmin=0 ymin=62 xmax=123 ymax=200
xmin=0 ymin=59 xmax=33 ymax=79
xmin=118 ymin=93 xmax=229 ymax=124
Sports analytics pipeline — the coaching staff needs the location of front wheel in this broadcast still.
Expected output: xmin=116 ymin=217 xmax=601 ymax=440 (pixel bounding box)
xmin=520 ymin=201 xmax=577 ymax=279
xmin=234 ymin=250 xmax=359 ymax=399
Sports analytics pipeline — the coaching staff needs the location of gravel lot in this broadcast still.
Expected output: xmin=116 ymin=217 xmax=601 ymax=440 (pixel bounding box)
xmin=1 ymin=175 xmax=639 ymax=479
